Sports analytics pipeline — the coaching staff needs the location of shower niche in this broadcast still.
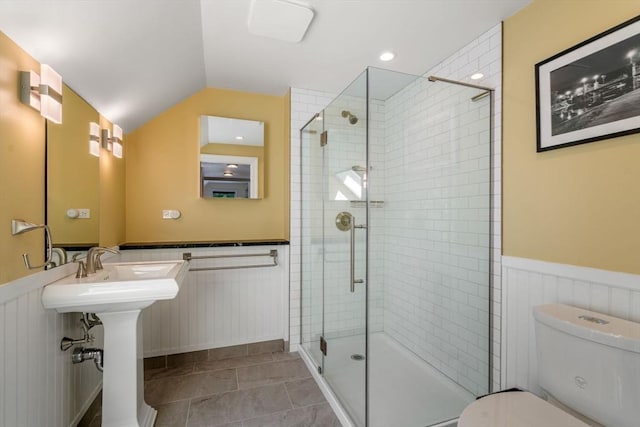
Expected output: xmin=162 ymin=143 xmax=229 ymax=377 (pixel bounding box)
xmin=299 ymin=67 xmax=493 ymax=427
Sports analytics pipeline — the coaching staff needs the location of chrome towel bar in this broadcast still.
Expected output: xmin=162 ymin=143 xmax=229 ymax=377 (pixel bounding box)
xmin=182 ymin=249 xmax=278 ymax=271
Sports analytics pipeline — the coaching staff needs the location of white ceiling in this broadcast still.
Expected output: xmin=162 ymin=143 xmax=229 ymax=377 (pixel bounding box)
xmin=0 ymin=0 xmax=531 ymax=132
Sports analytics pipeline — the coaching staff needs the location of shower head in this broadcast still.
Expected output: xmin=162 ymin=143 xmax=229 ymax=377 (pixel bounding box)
xmin=341 ymin=110 xmax=358 ymax=125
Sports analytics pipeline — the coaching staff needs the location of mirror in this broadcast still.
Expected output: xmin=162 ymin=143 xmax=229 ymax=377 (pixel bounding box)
xmin=46 ymin=84 xmax=100 ymax=260
xmin=199 ymin=115 xmax=264 ymax=199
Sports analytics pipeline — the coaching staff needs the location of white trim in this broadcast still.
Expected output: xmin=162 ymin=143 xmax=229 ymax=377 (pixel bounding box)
xmin=0 ymin=262 xmax=75 ymax=304
xmin=298 ymin=345 xmax=354 ymax=427
xmin=143 ymin=335 xmax=284 ymax=358
xmin=500 ymin=265 xmax=509 ymax=391
xmin=502 ymin=256 xmax=640 ymax=291
xmin=70 ymin=380 xmax=102 ymax=427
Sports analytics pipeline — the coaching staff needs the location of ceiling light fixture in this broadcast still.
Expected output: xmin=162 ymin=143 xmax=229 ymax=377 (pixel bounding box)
xmin=19 ymin=64 xmax=63 ymax=123
xmin=235 ymin=136 xmax=244 ymax=140
xmin=223 ymin=171 xmax=233 ymax=177
xmin=227 ymin=163 xmax=239 ymax=169
xmin=470 ymin=72 xmax=484 ymax=80
xmin=379 ymin=51 xmax=395 ymax=62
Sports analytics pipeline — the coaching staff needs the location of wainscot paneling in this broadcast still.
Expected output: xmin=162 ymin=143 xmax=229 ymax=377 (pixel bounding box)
xmin=119 ymin=245 xmax=290 ymax=357
xmin=0 ymin=264 xmax=103 ymax=427
xmin=501 ymin=255 xmax=640 ymax=395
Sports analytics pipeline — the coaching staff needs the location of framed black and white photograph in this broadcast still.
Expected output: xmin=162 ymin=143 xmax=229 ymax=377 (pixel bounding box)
xmin=536 ymin=15 xmax=640 ymax=152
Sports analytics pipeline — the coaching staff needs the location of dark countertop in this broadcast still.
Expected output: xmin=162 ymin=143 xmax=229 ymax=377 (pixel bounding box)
xmin=118 ymin=240 xmax=289 ymax=250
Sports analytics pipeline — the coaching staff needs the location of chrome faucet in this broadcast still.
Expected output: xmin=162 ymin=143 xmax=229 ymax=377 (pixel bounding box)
xmin=86 ymin=247 xmax=120 ymax=275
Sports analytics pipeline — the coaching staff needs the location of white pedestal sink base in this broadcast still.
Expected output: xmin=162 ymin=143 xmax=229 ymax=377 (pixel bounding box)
xmin=100 ymin=309 xmax=156 ymax=427
xmin=40 ymin=259 xmax=189 ymax=427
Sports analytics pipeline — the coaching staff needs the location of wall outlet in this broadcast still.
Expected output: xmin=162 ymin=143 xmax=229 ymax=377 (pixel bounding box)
xmin=77 ymin=209 xmax=90 ymax=219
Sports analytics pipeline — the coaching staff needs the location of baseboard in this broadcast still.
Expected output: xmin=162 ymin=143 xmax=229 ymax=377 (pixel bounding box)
xmin=74 ymin=382 xmax=102 ymax=427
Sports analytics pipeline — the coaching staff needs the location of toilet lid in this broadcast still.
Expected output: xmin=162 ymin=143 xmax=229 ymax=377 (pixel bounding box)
xmin=458 ymin=391 xmax=590 ymax=427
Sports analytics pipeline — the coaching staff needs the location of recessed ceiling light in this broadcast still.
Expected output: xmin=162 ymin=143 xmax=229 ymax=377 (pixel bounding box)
xmin=379 ymin=51 xmax=395 ymax=62
xmin=471 ymin=72 xmax=484 ymax=80
xmin=227 ymin=163 xmax=239 ymax=169
xmin=235 ymin=136 xmax=244 ymax=140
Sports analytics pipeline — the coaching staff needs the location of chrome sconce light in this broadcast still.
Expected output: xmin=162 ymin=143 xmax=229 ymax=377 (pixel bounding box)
xmin=101 ymin=124 xmax=124 ymax=158
xmin=20 ymin=64 xmax=63 ymax=124
xmin=89 ymin=122 xmax=101 ymax=157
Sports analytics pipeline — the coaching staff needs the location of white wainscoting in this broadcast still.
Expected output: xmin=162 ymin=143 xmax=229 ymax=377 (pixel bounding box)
xmin=501 ymin=255 xmax=640 ymax=395
xmin=0 ymin=264 xmax=103 ymax=427
xmin=119 ymin=245 xmax=290 ymax=357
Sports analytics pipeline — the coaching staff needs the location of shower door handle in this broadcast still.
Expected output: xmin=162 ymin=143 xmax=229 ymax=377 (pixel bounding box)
xmin=336 ymin=212 xmax=365 ymax=293
xmin=350 ymin=223 xmax=367 ymax=292
xmin=350 ymin=220 xmax=356 ymax=292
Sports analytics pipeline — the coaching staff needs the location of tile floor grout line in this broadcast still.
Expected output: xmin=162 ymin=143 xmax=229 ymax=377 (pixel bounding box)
xmin=184 ymin=398 xmax=191 ymax=427
xmin=283 ymin=377 xmax=296 ymax=410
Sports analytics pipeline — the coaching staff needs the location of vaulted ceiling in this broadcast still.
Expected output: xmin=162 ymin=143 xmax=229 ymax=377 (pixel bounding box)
xmin=0 ymin=0 xmax=531 ymax=131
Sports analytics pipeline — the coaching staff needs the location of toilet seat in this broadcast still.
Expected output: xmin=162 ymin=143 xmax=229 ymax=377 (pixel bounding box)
xmin=458 ymin=391 xmax=590 ymax=427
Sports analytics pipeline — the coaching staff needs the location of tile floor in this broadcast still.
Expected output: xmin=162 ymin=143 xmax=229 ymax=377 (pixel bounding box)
xmin=81 ymin=343 xmax=341 ymax=427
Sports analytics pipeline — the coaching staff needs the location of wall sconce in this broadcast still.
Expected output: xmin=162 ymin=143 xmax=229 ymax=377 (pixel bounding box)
xmin=89 ymin=122 xmax=101 ymax=157
xmin=101 ymin=124 xmax=124 ymax=158
xmin=20 ymin=64 xmax=63 ymax=124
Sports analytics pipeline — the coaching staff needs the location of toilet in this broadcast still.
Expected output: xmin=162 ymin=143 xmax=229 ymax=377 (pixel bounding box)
xmin=459 ymin=303 xmax=640 ymax=427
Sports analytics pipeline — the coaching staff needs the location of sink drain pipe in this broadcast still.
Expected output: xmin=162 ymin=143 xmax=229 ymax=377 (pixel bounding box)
xmin=72 ymin=347 xmax=104 ymax=372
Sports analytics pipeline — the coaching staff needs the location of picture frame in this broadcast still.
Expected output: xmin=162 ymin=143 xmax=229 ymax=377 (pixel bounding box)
xmin=535 ymin=15 xmax=640 ymax=152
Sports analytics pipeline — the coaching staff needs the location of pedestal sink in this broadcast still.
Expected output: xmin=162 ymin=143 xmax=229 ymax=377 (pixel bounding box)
xmin=42 ymin=260 xmax=189 ymax=427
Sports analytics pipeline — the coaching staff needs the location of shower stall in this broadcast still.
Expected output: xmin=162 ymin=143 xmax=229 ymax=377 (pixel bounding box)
xmin=299 ymin=67 xmax=493 ymax=427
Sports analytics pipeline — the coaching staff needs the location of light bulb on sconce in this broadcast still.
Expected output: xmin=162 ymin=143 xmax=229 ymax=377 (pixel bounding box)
xmin=112 ymin=125 xmax=123 ymax=158
xmin=89 ymin=122 xmax=101 ymax=157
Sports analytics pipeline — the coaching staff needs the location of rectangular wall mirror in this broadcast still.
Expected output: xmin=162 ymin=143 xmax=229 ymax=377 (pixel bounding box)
xmin=47 ymin=85 xmax=100 ymax=259
xmin=199 ymin=115 xmax=264 ymax=199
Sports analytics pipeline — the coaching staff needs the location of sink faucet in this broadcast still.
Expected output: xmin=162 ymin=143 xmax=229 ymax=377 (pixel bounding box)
xmin=86 ymin=247 xmax=120 ymax=275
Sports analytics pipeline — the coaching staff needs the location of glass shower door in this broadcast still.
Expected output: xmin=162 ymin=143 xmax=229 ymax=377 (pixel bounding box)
xmin=320 ymin=71 xmax=369 ymax=427
xmin=300 ymin=113 xmax=325 ymax=373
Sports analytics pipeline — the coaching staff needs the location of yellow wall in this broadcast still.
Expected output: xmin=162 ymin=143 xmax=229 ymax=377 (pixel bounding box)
xmin=0 ymin=31 xmax=46 ymax=284
xmin=503 ymin=0 xmax=640 ymax=274
xmin=126 ymin=87 xmax=289 ymax=243
xmin=47 ymin=85 xmax=100 ymax=245
xmin=99 ymin=116 xmax=126 ymax=247
xmin=0 ymin=30 xmax=126 ymax=285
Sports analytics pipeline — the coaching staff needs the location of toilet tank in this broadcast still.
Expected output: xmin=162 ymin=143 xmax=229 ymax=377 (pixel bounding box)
xmin=533 ymin=304 xmax=640 ymax=427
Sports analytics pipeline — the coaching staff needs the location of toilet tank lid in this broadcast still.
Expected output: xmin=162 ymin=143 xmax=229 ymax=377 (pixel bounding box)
xmin=533 ymin=304 xmax=640 ymax=353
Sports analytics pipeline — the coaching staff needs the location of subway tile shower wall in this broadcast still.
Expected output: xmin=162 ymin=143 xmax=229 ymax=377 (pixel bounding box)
xmin=290 ymin=23 xmax=503 ymax=395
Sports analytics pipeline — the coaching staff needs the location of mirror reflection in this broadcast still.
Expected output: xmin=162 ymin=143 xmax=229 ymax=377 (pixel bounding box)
xmin=46 ymin=85 xmax=100 ymax=264
xmin=199 ymin=115 xmax=264 ymax=199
